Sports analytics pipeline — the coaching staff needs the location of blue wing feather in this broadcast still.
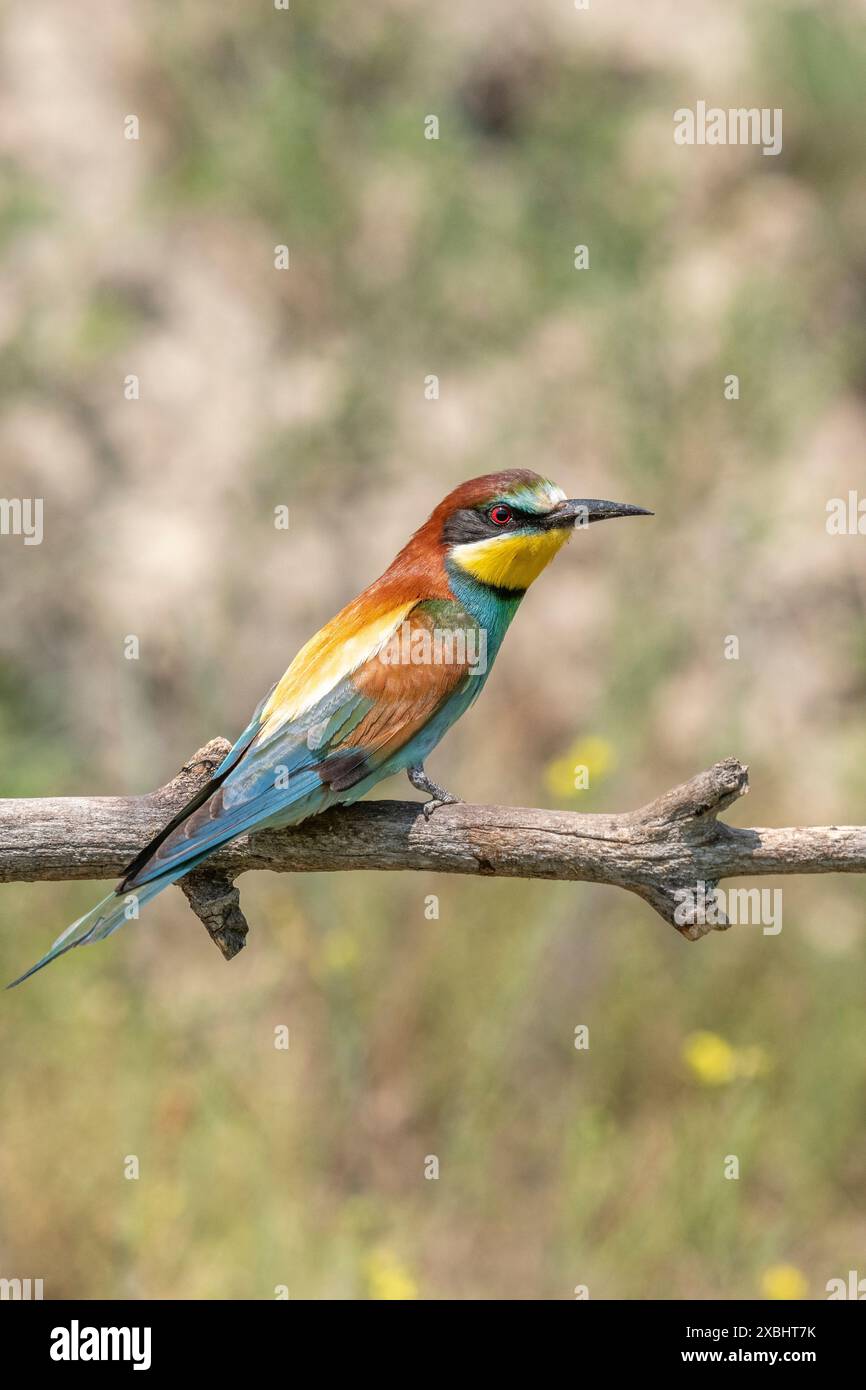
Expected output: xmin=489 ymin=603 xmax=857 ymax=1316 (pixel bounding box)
xmin=8 ymin=596 xmax=500 ymax=985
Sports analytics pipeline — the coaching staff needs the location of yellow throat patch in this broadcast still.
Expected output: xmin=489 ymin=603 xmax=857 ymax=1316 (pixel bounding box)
xmin=452 ymin=526 xmax=572 ymax=591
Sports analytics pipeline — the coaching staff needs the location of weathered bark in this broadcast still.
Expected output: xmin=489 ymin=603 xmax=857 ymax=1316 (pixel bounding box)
xmin=1 ymin=739 xmax=864 ymax=957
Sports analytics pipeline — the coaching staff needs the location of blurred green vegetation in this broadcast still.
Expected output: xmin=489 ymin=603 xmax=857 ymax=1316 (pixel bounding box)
xmin=1 ymin=1 xmax=865 ymax=1299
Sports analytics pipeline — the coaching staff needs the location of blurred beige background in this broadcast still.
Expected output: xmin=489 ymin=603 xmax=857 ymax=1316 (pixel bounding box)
xmin=1 ymin=0 xmax=865 ymax=1299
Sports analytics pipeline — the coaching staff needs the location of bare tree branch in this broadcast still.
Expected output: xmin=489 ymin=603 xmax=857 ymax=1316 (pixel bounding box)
xmin=1 ymin=738 xmax=864 ymax=956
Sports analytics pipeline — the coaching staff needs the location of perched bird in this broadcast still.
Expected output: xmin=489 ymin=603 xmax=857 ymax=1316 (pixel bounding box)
xmin=10 ymin=470 xmax=650 ymax=985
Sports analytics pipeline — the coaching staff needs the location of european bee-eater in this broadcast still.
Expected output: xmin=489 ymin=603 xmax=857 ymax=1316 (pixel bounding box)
xmin=10 ymin=470 xmax=650 ymax=985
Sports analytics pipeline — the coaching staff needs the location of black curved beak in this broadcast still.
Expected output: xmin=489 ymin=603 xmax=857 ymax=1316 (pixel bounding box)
xmin=541 ymin=498 xmax=654 ymax=529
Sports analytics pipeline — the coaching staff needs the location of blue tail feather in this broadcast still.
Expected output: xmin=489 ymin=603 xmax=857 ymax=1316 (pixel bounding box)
xmin=7 ymin=890 xmax=120 ymax=988
xmin=6 ymin=864 xmax=202 ymax=989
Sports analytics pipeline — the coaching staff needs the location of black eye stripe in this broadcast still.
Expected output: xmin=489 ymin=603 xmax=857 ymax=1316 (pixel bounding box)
xmin=442 ymin=503 xmax=542 ymax=546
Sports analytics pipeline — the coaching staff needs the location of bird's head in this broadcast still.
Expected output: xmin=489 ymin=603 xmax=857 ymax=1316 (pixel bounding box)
xmin=432 ymin=469 xmax=652 ymax=593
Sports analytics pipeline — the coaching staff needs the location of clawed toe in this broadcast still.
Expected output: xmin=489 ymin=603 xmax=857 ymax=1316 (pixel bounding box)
xmin=421 ymin=794 xmax=462 ymax=820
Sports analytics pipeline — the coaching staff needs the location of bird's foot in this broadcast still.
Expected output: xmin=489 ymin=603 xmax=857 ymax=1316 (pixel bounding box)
xmin=407 ymin=764 xmax=463 ymax=820
xmin=420 ymin=794 xmax=462 ymax=820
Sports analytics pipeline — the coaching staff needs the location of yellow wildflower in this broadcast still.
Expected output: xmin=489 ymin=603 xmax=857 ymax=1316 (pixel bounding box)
xmin=319 ymin=927 xmax=359 ymax=975
xmin=544 ymin=736 xmax=616 ymax=799
xmin=761 ymin=1265 xmax=808 ymax=1300
xmin=683 ymin=1031 xmax=737 ymax=1085
xmin=365 ymin=1247 xmax=418 ymax=1301
xmin=683 ymin=1032 xmax=771 ymax=1086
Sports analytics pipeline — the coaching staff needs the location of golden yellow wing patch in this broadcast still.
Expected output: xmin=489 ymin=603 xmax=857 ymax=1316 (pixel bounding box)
xmin=259 ymin=598 xmax=418 ymax=736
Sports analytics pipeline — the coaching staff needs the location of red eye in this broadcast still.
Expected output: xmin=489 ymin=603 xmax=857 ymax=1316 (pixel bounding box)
xmin=489 ymin=504 xmax=512 ymax=526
